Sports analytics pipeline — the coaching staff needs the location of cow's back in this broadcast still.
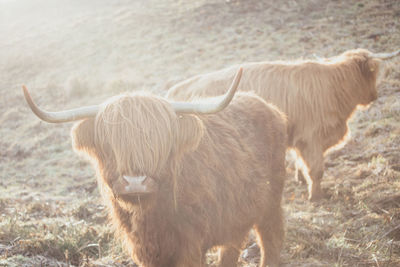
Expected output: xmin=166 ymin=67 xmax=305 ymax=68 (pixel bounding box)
xmin=166 ymin=61 xmax=353 ymax=149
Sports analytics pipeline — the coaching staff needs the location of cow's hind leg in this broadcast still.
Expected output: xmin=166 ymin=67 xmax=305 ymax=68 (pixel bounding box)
xmin=255 ymin=207 xmax=284 ymax=267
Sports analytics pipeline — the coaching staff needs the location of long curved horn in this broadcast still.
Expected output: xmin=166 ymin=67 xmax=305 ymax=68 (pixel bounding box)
xmin=23 ymin=67 xmax=243 ymax=122
xmin=22 ymin=85 xmax=99 ymax=123
xmin=371 ymin=49 xmax=400 ymax=60
xmin=170 ymin=67 xmax=243 ymax=114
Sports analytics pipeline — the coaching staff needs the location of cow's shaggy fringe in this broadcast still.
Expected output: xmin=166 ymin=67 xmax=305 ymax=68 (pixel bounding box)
xmin=95 ymin=93 xmax=178 ymax=178
xmin=167 ymin=48 xmax=380 ymax=201
xmin=72 ymin=91 xmax=287 ymax=267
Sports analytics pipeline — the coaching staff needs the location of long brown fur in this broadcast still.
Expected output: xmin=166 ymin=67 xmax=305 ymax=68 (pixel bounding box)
xmin=72 ymin=91 xmax=287 ymax=267
xmin=167 ymin=48 xmax=380 ymax=201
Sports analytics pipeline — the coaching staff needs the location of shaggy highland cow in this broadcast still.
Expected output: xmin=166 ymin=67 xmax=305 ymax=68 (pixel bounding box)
xmin=167 ymin=49 xmax=400 ymax=201
xmin=23 ymin=69 xmax=288 ymax=267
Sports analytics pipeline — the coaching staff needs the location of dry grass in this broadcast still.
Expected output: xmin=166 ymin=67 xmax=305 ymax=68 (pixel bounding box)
xmin=1 ymin=0 xmax=399 ymax=266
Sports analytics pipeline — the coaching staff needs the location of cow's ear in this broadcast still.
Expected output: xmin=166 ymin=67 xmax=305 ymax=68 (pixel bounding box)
xmin=176 ymin=114 xmax=204 ymax=154
xmin=71 ymin=118 xmax=96 ymax=153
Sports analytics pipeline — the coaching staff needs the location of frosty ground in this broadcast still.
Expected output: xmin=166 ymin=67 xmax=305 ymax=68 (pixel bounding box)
xmin=1 ymin=0 xmax=399 ymax=266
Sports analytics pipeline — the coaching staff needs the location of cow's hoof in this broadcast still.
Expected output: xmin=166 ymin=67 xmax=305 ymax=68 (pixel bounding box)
xmin=309 ymin=189 xmax=325 ymax=202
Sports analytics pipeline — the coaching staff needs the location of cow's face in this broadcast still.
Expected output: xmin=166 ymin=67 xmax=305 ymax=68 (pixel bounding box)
xmin=358 ymin=51 xmax=379 ymax=104
xmin=343 ymin=49 xmax=380 ymax=105
xmin=72 ymin=93 xmax=204 ymax=199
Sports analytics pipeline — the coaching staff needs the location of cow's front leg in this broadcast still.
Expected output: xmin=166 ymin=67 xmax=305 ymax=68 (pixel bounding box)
xmin=298 ymin=143 xmax=325 ymax=201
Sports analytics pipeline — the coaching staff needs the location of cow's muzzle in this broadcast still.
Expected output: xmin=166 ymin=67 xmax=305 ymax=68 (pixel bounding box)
xmin=112 ymin=175 xmax=159 ymax=197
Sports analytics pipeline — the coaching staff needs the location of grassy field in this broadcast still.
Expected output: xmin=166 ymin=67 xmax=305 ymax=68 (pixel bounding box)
xmin=1 ymin=0 xmax=399 ymax=266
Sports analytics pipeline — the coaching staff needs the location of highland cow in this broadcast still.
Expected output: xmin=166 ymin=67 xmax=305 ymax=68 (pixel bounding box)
xmin=167 ymin=49 xmax=400 ymax=201
xmin=23 ymin=68 xmax=288 ymax=267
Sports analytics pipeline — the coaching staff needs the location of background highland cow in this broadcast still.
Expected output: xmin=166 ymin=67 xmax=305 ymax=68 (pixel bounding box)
xmin=1 ymin=0 xmax=400 ymax=266
xmin=166 ymin=48 xmax=395 ymax=201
